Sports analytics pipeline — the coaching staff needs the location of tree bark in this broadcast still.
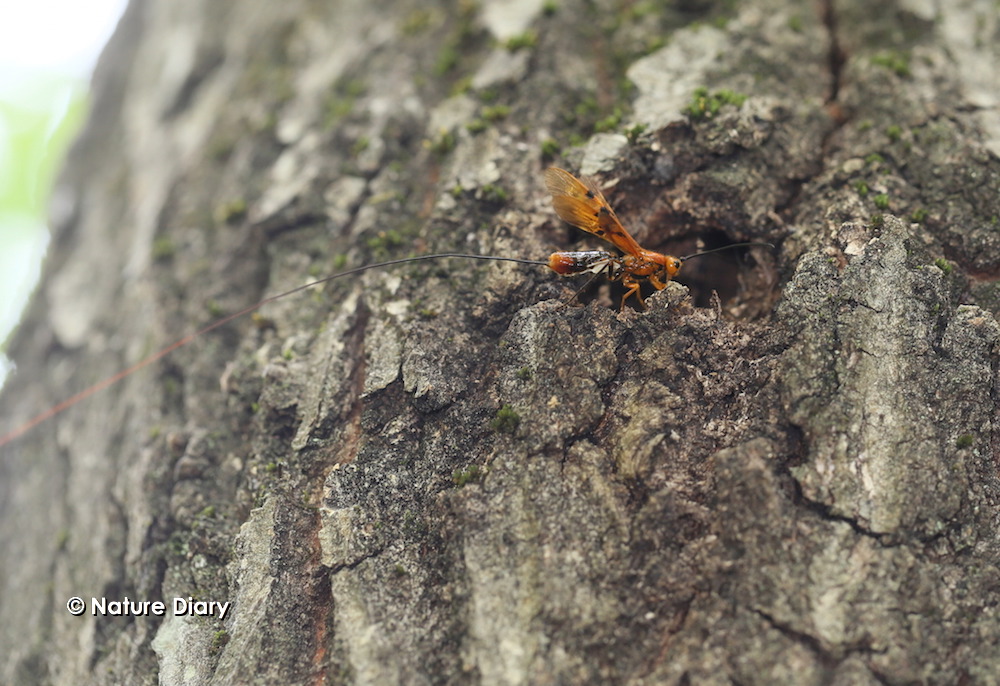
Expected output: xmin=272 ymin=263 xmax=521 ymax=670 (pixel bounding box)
xmin=2 ymin=0 xmax=999 ymax=684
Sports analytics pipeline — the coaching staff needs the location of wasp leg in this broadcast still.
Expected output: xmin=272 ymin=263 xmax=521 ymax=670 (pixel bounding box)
xmin=648 ymin=274 xmax=668 ymax=290
xmin=620 ymin=277 xmax=645 ymax=310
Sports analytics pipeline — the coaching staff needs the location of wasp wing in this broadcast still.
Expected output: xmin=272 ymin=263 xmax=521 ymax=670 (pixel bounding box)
xmin=544 ymin=167 xmax=644 ymax=257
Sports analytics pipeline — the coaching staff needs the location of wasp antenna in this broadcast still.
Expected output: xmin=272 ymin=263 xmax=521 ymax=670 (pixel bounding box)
xmin=0 ymin=252 xmax=547 ymax=448
xmin=680 ymin=242 xmax=774 ymax=262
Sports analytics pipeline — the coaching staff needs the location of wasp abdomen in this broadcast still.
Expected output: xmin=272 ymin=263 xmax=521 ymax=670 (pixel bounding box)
xmin=548 ymin=251 xmax=621 ymax=276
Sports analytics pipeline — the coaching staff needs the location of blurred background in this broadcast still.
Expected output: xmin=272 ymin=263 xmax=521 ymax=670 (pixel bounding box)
xmin=0 ymin=0 xmax=126 ymax=385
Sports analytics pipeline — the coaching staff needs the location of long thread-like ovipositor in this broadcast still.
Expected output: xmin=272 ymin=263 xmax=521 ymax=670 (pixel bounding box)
xmin=0 ymin=253 xmax=547 ymax=448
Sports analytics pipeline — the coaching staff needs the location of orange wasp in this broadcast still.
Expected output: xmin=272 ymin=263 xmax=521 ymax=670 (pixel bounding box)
xmin=544 ymin=167 xmax=767 ymax=310
xmin=545 ymin=167 xmax=677 ymax=310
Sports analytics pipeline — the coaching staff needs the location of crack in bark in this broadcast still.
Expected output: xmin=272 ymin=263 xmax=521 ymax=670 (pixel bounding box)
xmin=752 ymin=606 xmax=835 ymax=665
xmin=333 ymin=307 xmax=370 ymax=466
xmin=784 ymin=463 xmax=888 ymax=542
xmin=752 ymin=605 xmax=888 ymax=667
xmin=328 ymin=546 xmax=385 ymax=576
xmin=820 ymin=0 xmax=846 ymax=108
xmin=775 ymin=0 xmax=849 ymax=220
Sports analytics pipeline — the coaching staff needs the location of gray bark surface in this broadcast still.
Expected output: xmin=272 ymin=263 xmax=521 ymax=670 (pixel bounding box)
xmin=1 ymin=0 xmax=999 ymax=684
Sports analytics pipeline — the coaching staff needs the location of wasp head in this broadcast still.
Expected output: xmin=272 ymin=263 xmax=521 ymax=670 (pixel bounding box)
xmin=651 ymin=252 xmax=682 ymax=281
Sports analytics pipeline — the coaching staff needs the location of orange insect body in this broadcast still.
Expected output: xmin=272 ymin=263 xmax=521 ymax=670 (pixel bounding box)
xmin=544 ymin=167 xmax=681 ymax=309
xmin=547 ymin=250 xmax=621 ymax=278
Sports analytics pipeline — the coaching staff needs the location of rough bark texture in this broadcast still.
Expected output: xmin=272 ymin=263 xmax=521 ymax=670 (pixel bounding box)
xmin=1 ymin=0 xmax=999 ymax=684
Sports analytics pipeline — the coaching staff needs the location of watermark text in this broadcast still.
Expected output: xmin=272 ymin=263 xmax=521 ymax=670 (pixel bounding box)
xmin=66 ymin=596 xmax=230 ymax=620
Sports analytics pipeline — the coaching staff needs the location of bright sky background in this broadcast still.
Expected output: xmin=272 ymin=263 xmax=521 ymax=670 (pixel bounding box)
xmin=0 ymin=0 xmax=127 ymax=384
xmin=0 ymin=0 xmax=126 ymax=82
